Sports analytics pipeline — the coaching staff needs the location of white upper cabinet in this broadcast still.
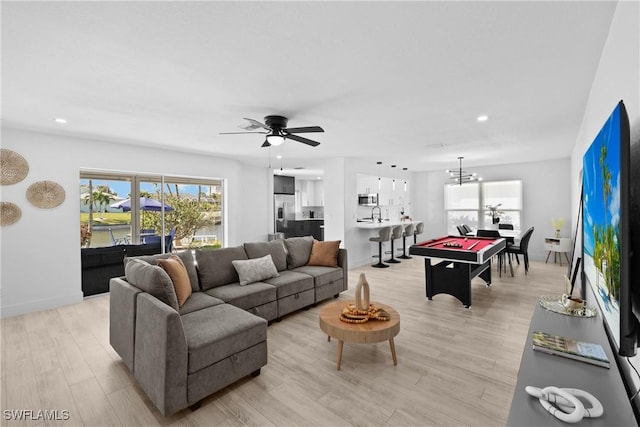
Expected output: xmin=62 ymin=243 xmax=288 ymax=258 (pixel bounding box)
xmin=299 ymin=179 xmax=324 ymax=206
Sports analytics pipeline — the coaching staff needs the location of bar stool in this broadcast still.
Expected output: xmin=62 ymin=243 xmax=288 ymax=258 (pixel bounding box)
xmin=369 ymin=226 xmax=392 ymax=268
xmin=413 ymin=222 xmax=424 ymax=244
xmin=385 ymin=225 xmax=403 ymax=264
xmin=398 ymin=223 xmax=414 ymax=259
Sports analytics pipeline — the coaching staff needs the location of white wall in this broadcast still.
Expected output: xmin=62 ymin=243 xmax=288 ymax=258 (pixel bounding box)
xmin=0 ymin=127 xmax=271 ymax=317
xmin=412 ymin=158 xmax=573 ymax=262
xmin=568 ymin=0 xmax=640 ymax=393
xmin=570 ymin=1 xmax=640 ymax=227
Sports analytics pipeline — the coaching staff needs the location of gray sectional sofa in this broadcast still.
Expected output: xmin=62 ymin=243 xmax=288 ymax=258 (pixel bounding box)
xmin=109 ymin=236 xmax=347 ymax=416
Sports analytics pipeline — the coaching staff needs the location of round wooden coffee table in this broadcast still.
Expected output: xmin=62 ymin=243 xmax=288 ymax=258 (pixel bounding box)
xmin=319 ymin=300 xmax=400 ymax=370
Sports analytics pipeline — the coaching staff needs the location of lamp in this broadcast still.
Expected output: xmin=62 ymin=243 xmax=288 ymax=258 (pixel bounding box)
xmin=403 ymin=167 xmax=408 ymax=192
xmin=391 ymin=165 xmax=397 ymax=191
xmin=266 ymin=133 xmax=285 ymax=146
xmin=377 ymin=161 xmax=382 ymax=190
xmin=446 ymin=156 xmax=479 ymax=185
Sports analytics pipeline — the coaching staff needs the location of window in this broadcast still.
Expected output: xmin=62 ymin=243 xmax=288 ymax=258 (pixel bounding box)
xmin=445 ymin=183 xmax=480 ymax=234
xmin=482 ymin=180 xmax=522 ymax=230
xmin=80 ymin=172 xmax=224 ymax=250
xmin=445 ymin=180 xmax=522 ymax=233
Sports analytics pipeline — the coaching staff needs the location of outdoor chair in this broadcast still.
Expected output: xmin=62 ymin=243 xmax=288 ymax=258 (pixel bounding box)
xmin=108 ymin=228 xmax=127 ymax=245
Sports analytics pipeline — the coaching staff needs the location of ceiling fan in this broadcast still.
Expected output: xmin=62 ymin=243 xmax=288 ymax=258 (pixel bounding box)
xmin=220 ymin=115 xmax=323 ymax=147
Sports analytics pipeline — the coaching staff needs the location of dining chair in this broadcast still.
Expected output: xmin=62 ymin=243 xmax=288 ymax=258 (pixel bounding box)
xmin=477 ymin=229 xmax=505 ymax=276
xmin=506 ymin=227 xmax=535 ymax=275
xmin=499 ymin=223 xmax=514 ymax=230
xmin=456 ymin=225 xmax=466 ymax=236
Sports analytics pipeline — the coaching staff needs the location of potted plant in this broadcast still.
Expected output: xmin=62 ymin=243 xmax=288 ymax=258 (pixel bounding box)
xmin=486 ymin=204 xmax=503 ymax=225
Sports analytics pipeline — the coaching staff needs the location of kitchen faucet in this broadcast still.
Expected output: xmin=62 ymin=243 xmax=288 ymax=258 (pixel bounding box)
xmin=371 ymin=206 xmax=382 ymax=223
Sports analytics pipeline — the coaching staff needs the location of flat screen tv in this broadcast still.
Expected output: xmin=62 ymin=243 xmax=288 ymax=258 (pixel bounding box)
xmin=582 ymin=100 xmax=636 ymax=357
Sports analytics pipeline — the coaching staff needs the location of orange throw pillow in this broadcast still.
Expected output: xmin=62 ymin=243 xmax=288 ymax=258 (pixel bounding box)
xmin=157 ymin=255 xmax=192 ymax=307
xmin=307 ymin=240 xmax=341 ymax=267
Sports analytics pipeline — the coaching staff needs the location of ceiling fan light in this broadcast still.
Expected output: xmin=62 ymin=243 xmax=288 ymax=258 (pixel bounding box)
xmin=266 ymin=134 xmax=285 ymax=146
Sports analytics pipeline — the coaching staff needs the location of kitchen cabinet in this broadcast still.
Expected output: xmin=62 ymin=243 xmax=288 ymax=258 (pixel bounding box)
xmin=284 ymin=220 xmax=324 ymax=240
xmin=378 ymin=177 xmax=399 ymax=206
xmin=357 ymin=173 xmax=378 ymax=195
xmin=274 ymin=175 xmax=295 ymax=194
xmin=299 ymin=179 xmax=324 ymax=206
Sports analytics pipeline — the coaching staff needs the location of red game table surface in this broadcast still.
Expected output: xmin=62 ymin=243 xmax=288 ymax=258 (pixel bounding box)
xmin=410 ymin=235 xmax=505 ymax=264
xmin=418 ymin=236 xmax=494 ymax=252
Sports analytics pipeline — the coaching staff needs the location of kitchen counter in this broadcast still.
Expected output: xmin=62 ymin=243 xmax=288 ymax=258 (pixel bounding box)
xmin=356 ymin=219 xmax=420 ymax=229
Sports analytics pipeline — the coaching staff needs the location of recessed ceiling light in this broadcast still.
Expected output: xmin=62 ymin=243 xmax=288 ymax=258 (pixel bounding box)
xmin=54 ymin=118 xmax=67 ymax=124
xmin=477 ymin=115 xmax=488 ymax=122
xmin=276 ymin=155 xmax=282 ymax=159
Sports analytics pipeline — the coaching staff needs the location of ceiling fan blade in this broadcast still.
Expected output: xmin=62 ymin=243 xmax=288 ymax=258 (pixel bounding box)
xmin=242 ymin=117 xmax=271 ymax=132
xmin=283 ymin=126 xmax=324 ymax=134
xmin=219 ymin=131 xmax=269 ymax=135
xmin=285 ymin=133 xmax=320 ymax=147
xmin=261 ymin=140 xmax=271 ymax=148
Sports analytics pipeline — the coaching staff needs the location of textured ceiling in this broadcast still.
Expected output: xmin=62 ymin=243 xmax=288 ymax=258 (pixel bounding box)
xmin=2 ymin=1 xmax=617 ymax=173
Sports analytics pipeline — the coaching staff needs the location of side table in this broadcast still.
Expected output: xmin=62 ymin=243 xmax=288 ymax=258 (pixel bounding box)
xmin=319 ymin=300 xmax=400 ymax=370
xmin=544 ymin=237 xmax=571 ymax=265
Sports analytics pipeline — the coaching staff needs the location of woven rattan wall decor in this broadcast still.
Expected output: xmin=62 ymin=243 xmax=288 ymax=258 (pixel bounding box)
xmin=0 ymin=149 xmax=29 ymax=185
xmin=26 ymin=180 xmax=66 ymax=209
xmin=0 ymin=202 xmax=22 ymax=226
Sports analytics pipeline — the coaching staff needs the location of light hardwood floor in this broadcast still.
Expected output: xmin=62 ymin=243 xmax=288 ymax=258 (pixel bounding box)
xmin=1 ymin=257 xmax=565 ymax=426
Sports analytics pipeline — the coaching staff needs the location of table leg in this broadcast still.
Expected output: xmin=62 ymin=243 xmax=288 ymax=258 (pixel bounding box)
xmin=337 ymin=340 xmax=344 ymax=370
xmin=564 ymin=252 xmax=571 ymax=264
xmin=545 ymin=251 xmax=551 ymax=263
xmin=389 ymin=338 xmax=398 ymax=366
xmin=327 ymin=335 xmax=331 ymax=342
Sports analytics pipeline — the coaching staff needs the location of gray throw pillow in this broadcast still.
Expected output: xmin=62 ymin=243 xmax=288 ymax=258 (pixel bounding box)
xmin=196 ymin=246 xmax=248 ymax=290
xmin=231 ymin=254 xmax=279 ymax=286
xmin=124 ymin=258 xmax=179 ymax=311
xmin=244 ymin=240 xmax=287 ymax=271
xmin=283 ymin=236 xmax=314 ymax=269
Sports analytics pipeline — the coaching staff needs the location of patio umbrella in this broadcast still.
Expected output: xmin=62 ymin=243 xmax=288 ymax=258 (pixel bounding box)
xmin=110 ymin=197 xmax=174 ymax=212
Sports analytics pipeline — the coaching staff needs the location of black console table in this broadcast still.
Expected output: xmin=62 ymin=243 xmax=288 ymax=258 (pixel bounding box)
xmin=507 ymin=303 xmax=636 ymax=425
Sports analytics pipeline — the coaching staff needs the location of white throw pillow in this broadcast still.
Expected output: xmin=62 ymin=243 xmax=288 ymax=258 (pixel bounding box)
xmin=232 ymin=254 xmax=279 ymax=286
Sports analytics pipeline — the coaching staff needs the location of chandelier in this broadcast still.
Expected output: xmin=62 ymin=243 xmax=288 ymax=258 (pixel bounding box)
xmin=446 ymin=157 xmax=480 ymax=185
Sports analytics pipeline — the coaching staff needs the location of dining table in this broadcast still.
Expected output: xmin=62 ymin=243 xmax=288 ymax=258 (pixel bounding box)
xmin=466 ymin=229 xmax=522 ymax=276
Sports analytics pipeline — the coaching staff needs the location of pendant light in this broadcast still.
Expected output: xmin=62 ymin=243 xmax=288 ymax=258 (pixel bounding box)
xmin=403 ymin=167 xmax=408 ymax=192
xmin=377 ymin=161 xmax=382 ymax=191
xmin=391 ymin=165 xmax=397 ymax=192
xmin=446 ymin=156 xmax=479 ymax=185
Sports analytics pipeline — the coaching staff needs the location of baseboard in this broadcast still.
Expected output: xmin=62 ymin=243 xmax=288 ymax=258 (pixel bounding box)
xmin=1 ymin=292 xmax=84 ymax=318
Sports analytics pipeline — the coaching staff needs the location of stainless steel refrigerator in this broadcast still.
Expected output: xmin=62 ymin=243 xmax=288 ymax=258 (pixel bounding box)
xmin=274 ymin=194 xmax=295 ymax=237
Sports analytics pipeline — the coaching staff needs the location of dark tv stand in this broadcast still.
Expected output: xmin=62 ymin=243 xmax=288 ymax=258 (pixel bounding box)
xmin=507 ymin=303 xmax=636 ymax=426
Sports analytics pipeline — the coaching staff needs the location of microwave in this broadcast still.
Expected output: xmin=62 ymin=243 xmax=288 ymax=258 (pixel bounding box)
xmin=358 ymin=193 xmax=378 ymax=206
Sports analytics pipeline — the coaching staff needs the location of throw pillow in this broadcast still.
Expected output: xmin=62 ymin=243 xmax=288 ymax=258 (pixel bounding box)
xmin=231 ymin=254 xmax=279 ymax=286
xmin=157 ymin=255 xmax=192 ymax=307
xmin=307 ymin=240 xmax=341 ymax=267
xmin=124 ymin=258 xmax=179 ymax=311
xmin=283 ymin=236 xmax=314 ymax=269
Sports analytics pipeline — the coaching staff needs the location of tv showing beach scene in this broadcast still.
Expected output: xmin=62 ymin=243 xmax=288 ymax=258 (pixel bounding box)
xmin=582 ymin=103 xmax=623 ymax=349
